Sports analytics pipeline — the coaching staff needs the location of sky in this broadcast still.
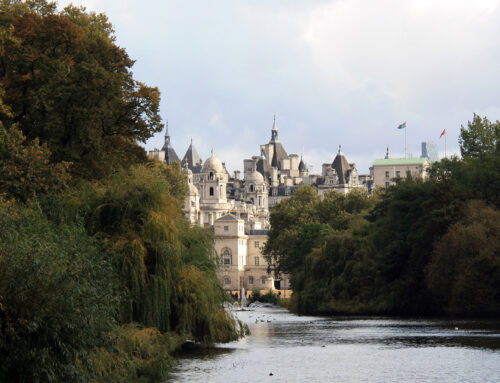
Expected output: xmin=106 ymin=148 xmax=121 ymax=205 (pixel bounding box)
xmin=58 ymin=0 xmax=500 ymax=174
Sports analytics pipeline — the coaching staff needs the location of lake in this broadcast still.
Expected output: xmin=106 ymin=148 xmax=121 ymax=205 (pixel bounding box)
xmin=169 ymin=304 xmax=500 ymax=382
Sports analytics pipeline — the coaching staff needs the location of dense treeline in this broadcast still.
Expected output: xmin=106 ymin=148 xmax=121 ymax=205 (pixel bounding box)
xmin=265 ymin=114 xmax=500 ymax=316
xmin=0 ymin=2 xmax=240 ymax=382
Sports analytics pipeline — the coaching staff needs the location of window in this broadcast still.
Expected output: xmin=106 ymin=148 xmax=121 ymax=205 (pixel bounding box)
xmin=209 ymin=172 xmax=214 ymax=180
xmin=250 ymin=184 xmax=254 ymax=192
xmin=224 ymin=277 xmax=231 ymax=285
xmin=255 ymin=256 xmax=260 ymax=266
xmin=254 ymin=241 xmax=259 ymax=248
xmin=385 ymin=171 xmax=390 ymax=178
xmin=248 ymin=276 xmax=254 ymax=284
xmin=223 ymin=249 xmax=231 ymax=265
xmin=261 ymin=276 xmax=267 ymax=285
xmin=385 ymin=182 xmax=390 ymax=188
xmin=209 ymin=187 xmax=214 ymax=196
xmin=224 ymin=225 xmax=229 ymax=231
xmin=396 ymin=170 xmax=401 ymax=178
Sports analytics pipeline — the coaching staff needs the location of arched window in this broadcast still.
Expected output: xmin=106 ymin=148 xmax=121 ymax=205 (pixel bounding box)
xmin=224 ymin=277 xmax=231 ymax=285
xmin=223 ymin=249 xmax=231 ymax=265
xmin=248 ymin=276 xmax=254 ymax=284
xmin=210 ymin=187 xmax=214 ymax=196
xmin=209 ymin=171 xmax=214 ymax=180
xmin=250 ymin=184 xmax=254 ymax=192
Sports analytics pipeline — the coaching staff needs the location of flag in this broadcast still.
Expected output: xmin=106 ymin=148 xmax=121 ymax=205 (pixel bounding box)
xmin=397 ymin=121 xmax=406 ymax=130
xmin=440 ymin=129 xmax=446 ymax=138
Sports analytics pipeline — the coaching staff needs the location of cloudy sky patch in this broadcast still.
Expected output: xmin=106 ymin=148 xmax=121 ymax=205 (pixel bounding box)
xmin=59 ymin=0 xmax=500 ymax=173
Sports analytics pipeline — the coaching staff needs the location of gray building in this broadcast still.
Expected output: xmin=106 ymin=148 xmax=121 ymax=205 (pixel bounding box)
xmin=421 ymin=141 xmax=439 ymax=162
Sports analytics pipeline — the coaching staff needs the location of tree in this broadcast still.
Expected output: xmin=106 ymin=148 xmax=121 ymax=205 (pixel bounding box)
xmin=0 ymin=1 xmax=163 ymax=179
xmin=0 ymin=122 xmax=70 ymax=201
xmin=0 ymin=199 xmax=117 ymax=382
xmin=426 ymin=200 xmax=500 ymax=314
xmin=459 ymin=113 xmax=499 ymax=159
xmin=58 ymin=162 xmax=239 ymax=343
xmin=264 ymin=185 xmax=320 ymax=273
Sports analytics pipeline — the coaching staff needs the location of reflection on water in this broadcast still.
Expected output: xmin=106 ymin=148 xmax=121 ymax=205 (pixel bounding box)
xmin=169 ymin=307 xmax=500 ymax=382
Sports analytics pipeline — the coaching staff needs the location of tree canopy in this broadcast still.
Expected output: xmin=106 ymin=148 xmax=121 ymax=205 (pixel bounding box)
xmin=0 ymin=0 xmax=162 ymax=179
xmin=269 ymin=114 xmax=500 ymax=316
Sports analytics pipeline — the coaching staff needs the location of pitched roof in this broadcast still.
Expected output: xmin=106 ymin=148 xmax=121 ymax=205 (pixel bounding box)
xmin=216 ymin=213 xmax=240 ymax=222
xmin=161 ymin=126 xmax=180 ymax=164
xmin=299 ymin=157 xmax=306 ymax=172
xmin=372 ymin=158 xmax=429 ymax=166
xmin=332 ymin=151 xmax=351 ymax=184
xmin=182 ymin=141 xmax=203 ymax=173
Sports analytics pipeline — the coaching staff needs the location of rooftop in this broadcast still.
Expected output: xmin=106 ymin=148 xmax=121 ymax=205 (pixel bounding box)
xmin=373 ymin=158 xmax=429 ymax=166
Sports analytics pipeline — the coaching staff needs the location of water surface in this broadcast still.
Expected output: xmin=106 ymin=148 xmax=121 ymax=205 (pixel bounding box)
xmin=169 ymin=305 xmax=500 ymax=382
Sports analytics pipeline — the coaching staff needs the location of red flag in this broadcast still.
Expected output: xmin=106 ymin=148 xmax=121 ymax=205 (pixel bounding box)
xmin=440 ymin=129 xmax=446 ymax=138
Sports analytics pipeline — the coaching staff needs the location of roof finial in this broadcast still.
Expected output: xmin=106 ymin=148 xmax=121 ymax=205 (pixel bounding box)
xmin=211 ymin=148 xmax=214 ymax=156
xmin=184 ymin=158 xmax=189 ymax=169
xmin=338 ymin=144 xmax=342 ymax=153
xmin=190 ymin=137 xmax=193 ymax=145
xmin=385 ymin=146 xmax=390 ymax=159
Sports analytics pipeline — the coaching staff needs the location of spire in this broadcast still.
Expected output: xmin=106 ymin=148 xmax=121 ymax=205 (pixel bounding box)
xmin=164 ymin=120 xmax=170 ymax=145
xmin=299 ymin=153 xmax=306 ymax=172
xmin=271 ymin=114 xmax=278 ymax=141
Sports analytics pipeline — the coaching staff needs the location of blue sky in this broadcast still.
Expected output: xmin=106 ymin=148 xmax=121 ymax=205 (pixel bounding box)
xmin=59 ymin=0 xmax=500 ymax=174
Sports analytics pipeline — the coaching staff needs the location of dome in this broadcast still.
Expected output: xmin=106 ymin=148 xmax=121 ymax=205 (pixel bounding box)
xmin=202 ymin=150 xmax=224 ymax=173
xmin=182 ymin=166 xmax=193 ymax=176
xmin=246 ymin=170 xmax=265 ymax=185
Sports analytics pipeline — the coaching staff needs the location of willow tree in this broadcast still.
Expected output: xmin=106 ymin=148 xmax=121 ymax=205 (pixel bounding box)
xmin=72 ymin=162 xmax=239 ymax=343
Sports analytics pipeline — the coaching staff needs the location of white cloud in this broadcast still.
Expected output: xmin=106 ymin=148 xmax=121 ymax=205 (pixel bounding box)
xmin=56 ymin=0 xmax=500 ymax=173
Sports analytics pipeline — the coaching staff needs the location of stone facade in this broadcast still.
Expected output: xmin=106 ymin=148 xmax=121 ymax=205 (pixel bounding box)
xmin=370 ymin=148 xmax=430 ymax=188
xmin=148 ymin=119 xmax=369 ymax=295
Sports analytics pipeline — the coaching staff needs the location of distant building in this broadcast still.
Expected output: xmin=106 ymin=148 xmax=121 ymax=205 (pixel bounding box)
xmin=147 ymin=123 xmax=180 ymax=165
xmin=370 ymin=148 xmax=430 ymax=188
xmin=421 ymin=141 xmax=439 ymax=162
xmin=148 ymin=117 xmax=366 ymax=296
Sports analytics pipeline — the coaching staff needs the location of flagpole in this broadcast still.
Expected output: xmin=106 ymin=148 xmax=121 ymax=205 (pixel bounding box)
xmin=405 ymin=126 xmax=407 ymax=159
xmin=445 ymin=132 xmax=447 ymax=159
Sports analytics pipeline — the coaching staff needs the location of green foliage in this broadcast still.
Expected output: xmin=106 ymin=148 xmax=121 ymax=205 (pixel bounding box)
xmin=84 ymin=325 xmax=182 ymax=383
xmin=271 ymin=116 xmax=500 ymax=316
xmin=0 ymin=123 xmax=70 ymax=201
xmin=0 ymin=199 xmax=117 ymax=383
xmin=52 ymin=162 xmax=239 ymax=344
xmin=0 ymin=1 xmax=162 ymax=179
xmin=459 ymin=113 xmax=500 ymax=159
xmin=427 ymin=200 xmax=500 ymax=314
xmin=264 ymin=185 xmax=320 ymax=273
xmin=249 ymin=290 xmax=281 ymax=305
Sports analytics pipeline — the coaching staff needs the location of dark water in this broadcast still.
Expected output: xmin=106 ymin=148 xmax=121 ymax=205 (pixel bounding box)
xmin=169 ymin=305 xmax=500 ymax=382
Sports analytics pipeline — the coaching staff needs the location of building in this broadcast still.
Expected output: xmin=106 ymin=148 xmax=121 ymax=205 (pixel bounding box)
xmin=317 ymin=146 xmax=364 ymax=197
xmin=370 ymin=148 xmax=430 ymax=188
xmin=421 ymin=141 xmax=439 ymax=162
xmin=149 ymin=117 xmax=366 ymax=297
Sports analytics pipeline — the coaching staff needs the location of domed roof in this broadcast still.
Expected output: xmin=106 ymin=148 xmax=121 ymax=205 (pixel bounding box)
xmin=202 ymin=149 xmax=224 ymax=173
xmin=246 ymin=170 xmax=265 ymax=184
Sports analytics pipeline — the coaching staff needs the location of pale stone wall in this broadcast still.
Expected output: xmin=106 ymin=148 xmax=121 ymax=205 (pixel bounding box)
xmin=371 ymin=161 xmax=429 ymax=188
